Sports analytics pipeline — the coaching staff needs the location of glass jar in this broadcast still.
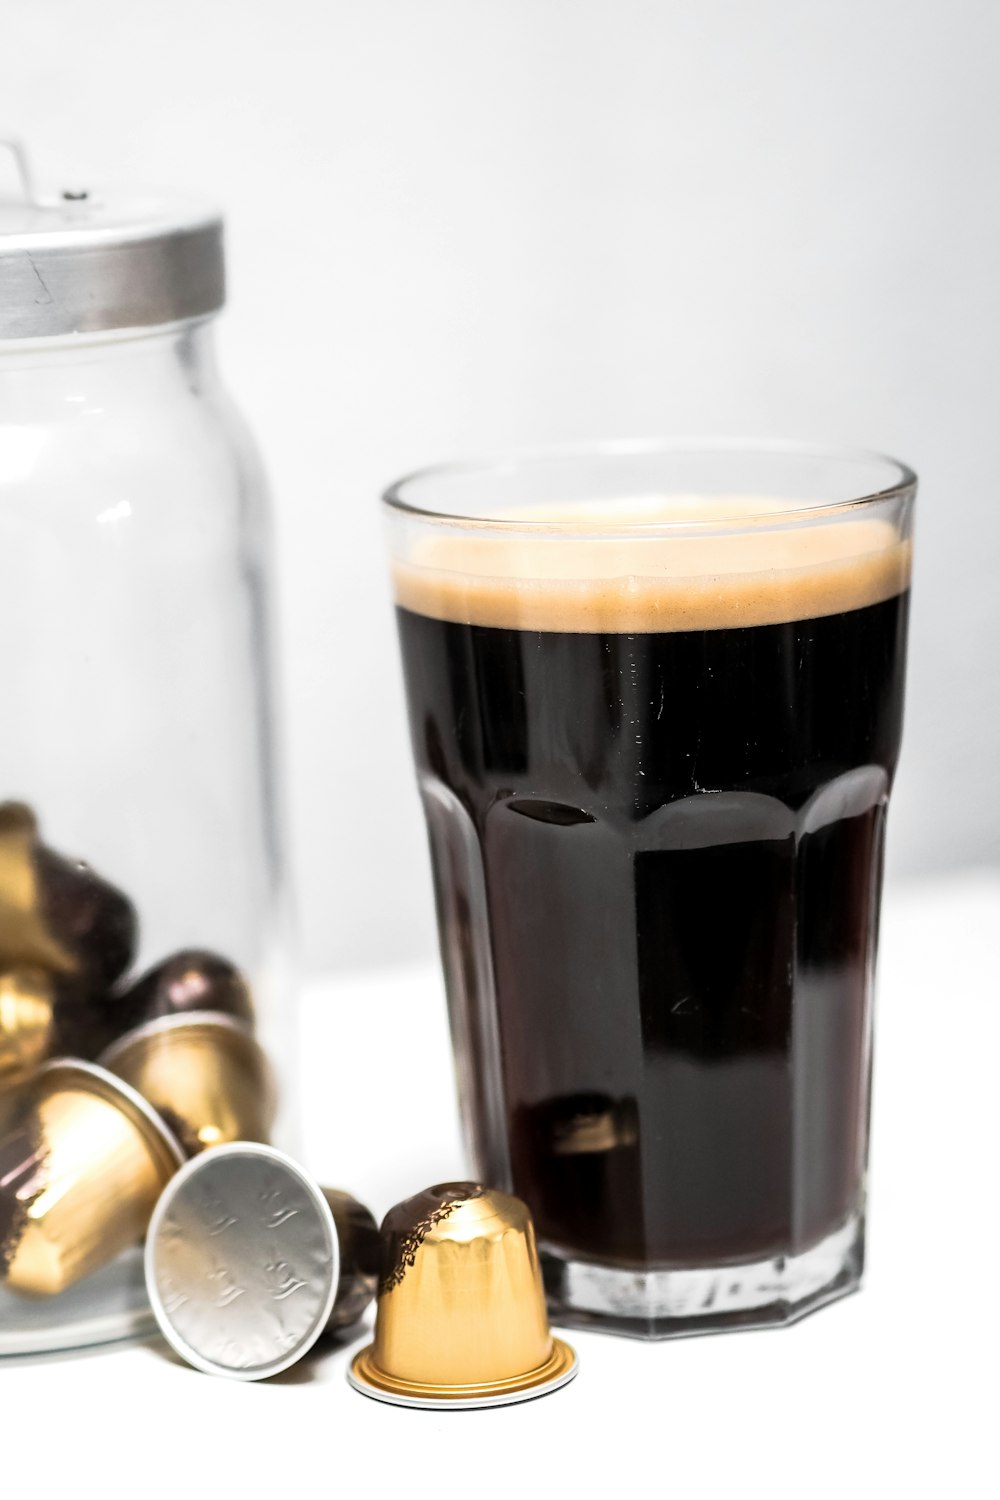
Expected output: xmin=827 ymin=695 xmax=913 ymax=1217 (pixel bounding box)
xmin=0 ymin=143 xmax=288 ymax=1354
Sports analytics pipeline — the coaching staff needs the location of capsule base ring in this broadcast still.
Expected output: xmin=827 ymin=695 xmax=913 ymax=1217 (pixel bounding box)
xmin=348 ymin=1337 xmax=577 ymax=1409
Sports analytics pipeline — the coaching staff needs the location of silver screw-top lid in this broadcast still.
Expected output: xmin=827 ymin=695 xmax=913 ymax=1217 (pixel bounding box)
xmin=0 ymin=140 xmax=224 ymax=339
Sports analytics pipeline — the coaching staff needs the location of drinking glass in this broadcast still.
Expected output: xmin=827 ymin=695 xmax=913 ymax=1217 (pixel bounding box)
xmin=385 ymin=441 xmax=915 ymax=1337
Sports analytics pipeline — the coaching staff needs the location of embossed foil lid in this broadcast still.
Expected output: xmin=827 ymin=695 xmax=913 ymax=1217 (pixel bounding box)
xmin=145 ymin=1143 xmax=338 ymax=1381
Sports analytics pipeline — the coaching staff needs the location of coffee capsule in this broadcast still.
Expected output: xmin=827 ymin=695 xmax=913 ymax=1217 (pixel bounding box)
xmin=349 ymin=1181 xmax=578 ymax=1409
xmin=0 ymin=802 xmax=137 ymax=988
xmin=99 ymin=1011 xmax=275 ymax=1157
xmin=109 ymin=950 xmax=255 ymax=1033
xmin=33 ymin=845 xmax=137 ymax=989
xmin=145 ymin=1143 xmax=340 ymax=1380
xmin=321 ymin=1188 xmax=380 ymax=1332
xmin=0 ymin=970 xmax=55 ymax=1089
xmin=48 ymin=980 xmax=121 ymax=1062
xmin=0 ymin=1058 xmax=183 ymax=1297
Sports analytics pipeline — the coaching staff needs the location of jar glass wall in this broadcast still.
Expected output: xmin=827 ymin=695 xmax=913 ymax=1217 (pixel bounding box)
xmin=0 ymin=321 xmax=289 ymax=1353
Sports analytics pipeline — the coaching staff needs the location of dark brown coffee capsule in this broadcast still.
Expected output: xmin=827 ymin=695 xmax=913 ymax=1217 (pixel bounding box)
xmin=48 ymin=981 xmax=120 ymax=1062
xmin=34 ymin=846 xmax=137 ymax=989
xmin=0 ymin=802 xmax=137 ymax=989
xmin=109 ymin=950 xmax=255 ymax=1033
xmin=321 ymin=1188 xmax=379 ymax=1331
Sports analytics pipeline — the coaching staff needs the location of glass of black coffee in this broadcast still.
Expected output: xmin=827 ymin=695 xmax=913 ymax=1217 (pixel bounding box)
xmin=385 ymin=441 xmax=915 ymax=1337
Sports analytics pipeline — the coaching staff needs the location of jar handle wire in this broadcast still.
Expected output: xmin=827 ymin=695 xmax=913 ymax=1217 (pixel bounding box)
xmin=0 ymin=138 xmax=39 ymax=204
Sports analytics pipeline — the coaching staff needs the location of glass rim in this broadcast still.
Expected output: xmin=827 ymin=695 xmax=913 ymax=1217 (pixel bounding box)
xmin=382 ymin=437 xmax=917 ymax=533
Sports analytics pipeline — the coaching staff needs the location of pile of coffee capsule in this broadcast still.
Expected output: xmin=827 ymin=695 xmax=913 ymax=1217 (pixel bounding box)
xmin=0 ymin=800 xmax=577 ymax=1403
xmin=0 ymin=799 xmax=283 ymax=1297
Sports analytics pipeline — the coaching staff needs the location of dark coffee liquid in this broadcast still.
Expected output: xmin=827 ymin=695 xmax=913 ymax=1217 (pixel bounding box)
xmin=398 ymin=590 xmax=908 ymax=1267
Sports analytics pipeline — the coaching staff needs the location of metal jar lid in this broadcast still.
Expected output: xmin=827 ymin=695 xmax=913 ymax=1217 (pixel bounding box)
xmin=0 ymin=139 xmax=224 ymax=339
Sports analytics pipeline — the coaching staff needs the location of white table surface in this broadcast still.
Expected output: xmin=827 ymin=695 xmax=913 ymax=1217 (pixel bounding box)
xmin=4 ymin=873 xmax=998 ymax=1499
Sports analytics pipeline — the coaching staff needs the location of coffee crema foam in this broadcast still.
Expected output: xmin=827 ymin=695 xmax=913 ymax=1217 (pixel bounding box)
xmin=393 ymin=497 xmax=911 ymax=633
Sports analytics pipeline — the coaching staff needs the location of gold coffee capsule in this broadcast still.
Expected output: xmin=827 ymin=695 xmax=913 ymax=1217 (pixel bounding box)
xmin=0 ymin=969 xmax=55 ymax=1089
xmin=321 ymin=1188 xmax=379 ymax=1332
xmin=0 ymin=1058 xmax=183 ymax=1297
xmin=0 ymin=804 xmax=70 ymax=975
xmin=349 ymin=1181 xmax=577 ymax=1409
xmin=99 ymin=1011 xmax=275 ymax=1157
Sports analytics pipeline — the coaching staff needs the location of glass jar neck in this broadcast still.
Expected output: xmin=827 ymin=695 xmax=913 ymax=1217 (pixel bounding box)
xmin=0 ymin=319 xmax=220 ymax=414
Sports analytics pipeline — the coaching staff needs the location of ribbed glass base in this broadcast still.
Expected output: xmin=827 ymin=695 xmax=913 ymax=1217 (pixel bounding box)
xmin=542 ymin=1214 xmax=864 ymax=1339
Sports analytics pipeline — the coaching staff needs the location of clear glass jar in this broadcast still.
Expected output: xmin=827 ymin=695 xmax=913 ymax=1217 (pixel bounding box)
xmin=0 ymin=146 xmax=287 ymax=1354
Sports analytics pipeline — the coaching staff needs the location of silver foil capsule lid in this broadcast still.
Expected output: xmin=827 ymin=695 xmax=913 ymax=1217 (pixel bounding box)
xmin=0 ymin=138 xmax=224 ymax=338
xmin=145 ymin=1143 xmax=339 ymax=1381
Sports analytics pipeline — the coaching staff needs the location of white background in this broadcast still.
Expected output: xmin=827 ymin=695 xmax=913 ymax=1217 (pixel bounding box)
xmin=3 ymin=0 xmax=999 ymax=972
